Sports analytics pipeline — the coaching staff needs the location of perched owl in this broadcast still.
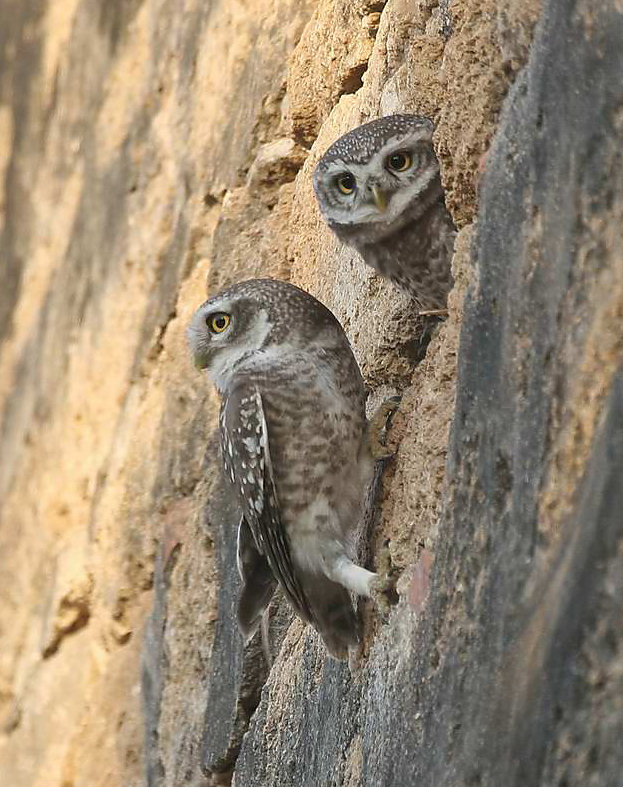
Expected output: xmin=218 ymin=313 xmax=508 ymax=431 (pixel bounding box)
xmin=188 ymin=278 xmax=382 ymax=660
xmin=313 ymin=114 xmax=456 ymax=309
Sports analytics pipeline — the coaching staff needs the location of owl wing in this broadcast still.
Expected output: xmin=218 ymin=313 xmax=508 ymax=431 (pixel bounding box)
xmin=221 ymin=383 xmax=313 ymax=626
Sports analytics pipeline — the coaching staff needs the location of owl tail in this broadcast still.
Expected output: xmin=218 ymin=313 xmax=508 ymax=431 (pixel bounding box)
xmin=303 ymin=574 xmax=361 ymax=661
xmin=236 ymin=517 xmax=278 ymax=641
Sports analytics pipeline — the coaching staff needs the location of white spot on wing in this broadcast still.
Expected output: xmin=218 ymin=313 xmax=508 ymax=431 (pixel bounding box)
xmin=243 ymin=436 xmax=257 ymax=453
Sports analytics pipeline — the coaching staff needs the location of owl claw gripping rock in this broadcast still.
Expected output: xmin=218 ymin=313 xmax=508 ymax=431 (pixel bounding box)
xmin=188 ymin=279 xmax=388 ymax=660
xmin=313 ymin=114 xmax=456 ymax=310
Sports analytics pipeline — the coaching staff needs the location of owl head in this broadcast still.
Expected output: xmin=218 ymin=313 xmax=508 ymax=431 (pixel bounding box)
xmin=188 ymin=278 xmax=348 ymax=392
xmin=313 ymin=115 xmax=442 ymax=247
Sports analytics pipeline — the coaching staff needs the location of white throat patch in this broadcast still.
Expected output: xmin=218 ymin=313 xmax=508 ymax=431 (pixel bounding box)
xmin=208 ymin=309 xmax=273 ymax=392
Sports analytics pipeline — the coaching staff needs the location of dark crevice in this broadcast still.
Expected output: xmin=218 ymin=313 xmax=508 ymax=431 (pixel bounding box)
xmin=339 ymin=62 xmax=367 ymax=96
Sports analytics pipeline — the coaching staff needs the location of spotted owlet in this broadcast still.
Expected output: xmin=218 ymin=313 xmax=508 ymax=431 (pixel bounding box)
xmin=313 ymin=114 xmax=456 ymax=310
xmin=188 ymin=278 xmax=384 ymax=660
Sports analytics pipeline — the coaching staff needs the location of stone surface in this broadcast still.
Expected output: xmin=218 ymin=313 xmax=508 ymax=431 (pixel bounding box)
xmin=1 ymin=0 xmax=622 ymax=786
xmin=235 ymin=1 xmax=623 ymax=785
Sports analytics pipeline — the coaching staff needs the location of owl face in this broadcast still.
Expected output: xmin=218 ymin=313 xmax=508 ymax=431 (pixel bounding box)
xmin=188 ymin=290 xmax=270 ymax=390
xmin=188 ymin=278 xmax=344 ymax=392
xmin=313 ymin=115 xmax=440 ymax=244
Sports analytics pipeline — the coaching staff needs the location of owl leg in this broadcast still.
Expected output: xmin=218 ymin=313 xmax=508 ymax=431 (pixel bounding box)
xmin=330 ymin=557 xmax=377 ymax=597
xmin=368 ymin=395 xmax=402 ymax=460
xmin=330 ymin=555 xmax=398 ymax=612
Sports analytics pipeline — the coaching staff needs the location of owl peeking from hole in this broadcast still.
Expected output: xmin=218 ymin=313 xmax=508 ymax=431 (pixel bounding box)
xmin=313 ymin=114 xmax=456 ymax=312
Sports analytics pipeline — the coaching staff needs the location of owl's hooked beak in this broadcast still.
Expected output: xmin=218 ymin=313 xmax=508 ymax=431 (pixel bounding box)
xmin=188 ymin=325 xmax=213 ymax=371
xmin=372 ymin=184 xmax=388 ymax=213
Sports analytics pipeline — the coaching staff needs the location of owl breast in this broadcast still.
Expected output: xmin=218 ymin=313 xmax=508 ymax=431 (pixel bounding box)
xmin=260 ymin=357 xmax=372 ymax=574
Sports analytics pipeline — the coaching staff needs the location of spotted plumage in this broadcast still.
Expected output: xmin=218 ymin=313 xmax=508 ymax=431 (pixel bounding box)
xmin=313 ymin=114 xmax=456 ymax=309
xmin=188 ymin=278 xmax=379 ymax=659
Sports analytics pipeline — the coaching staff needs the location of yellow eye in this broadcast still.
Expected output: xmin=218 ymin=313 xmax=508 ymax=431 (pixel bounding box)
xmin=386 ymin=151 xmax=412 ymax=172
xmin=335 ymin=172 xmax=356 ymax=195
xmin=208 ymin=312 xmax=231 ymax=334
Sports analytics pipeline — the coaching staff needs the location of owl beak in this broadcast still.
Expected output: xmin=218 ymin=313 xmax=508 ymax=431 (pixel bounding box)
xmin=372 ymin=185 xmax=388 ymax=213
xmin=191 ymin=343 xmax=212 ymax=370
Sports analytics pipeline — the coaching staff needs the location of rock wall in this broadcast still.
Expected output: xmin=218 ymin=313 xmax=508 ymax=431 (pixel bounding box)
xmin=1 ymin=1 xmax=621 ymax=786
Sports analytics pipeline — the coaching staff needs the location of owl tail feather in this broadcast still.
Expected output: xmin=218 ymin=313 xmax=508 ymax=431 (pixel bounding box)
xmin=237 ymin=516 xmax=278 ymax=641
xmin=237 ymin=561 xmax=278 ymax=642
xmin=303 ymin=575 xmax=361 ymax=661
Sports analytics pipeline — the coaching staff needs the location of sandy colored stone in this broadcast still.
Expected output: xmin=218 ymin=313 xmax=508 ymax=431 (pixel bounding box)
xmin=13 ymin=0 xmax=622 ymax=785
xmin=288 ymin=1 xmax=386 ymax=145
xmin=376 ymin=225 xmax=473 ymax=574
xmin=536 ymin=182 xmax=623 ymax=549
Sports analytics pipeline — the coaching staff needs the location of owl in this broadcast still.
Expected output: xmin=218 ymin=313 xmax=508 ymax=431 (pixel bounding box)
xmin=188 ymin=278 xmax=383 ymax=660
xmin=313 ymin=114 xmax=456 ymax=310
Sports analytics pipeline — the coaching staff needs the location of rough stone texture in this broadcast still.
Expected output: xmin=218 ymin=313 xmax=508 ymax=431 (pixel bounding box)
xmin=235 ymin=2 xmax=623 ymax=785
xmin=0 ymin=1 xmax=314 ymax=785
xmin=1 ymin=1 xmax=622 ymax=787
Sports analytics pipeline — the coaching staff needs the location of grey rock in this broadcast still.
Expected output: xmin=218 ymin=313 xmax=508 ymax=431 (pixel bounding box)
xmin=201 ymin=476 xmax=269 ymax=782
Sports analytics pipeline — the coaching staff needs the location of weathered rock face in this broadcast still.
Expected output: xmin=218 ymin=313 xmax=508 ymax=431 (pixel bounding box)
xmin=1 ymin=1 xmax=621 ymax=786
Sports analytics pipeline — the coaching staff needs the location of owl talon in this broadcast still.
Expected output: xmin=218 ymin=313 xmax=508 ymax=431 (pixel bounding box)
xmin=370 ymin=544 xmax=399 ymax=613
xmin=371 ymin=576 xmax=399 ymax=613
xmin=369 ymin=395 xmax=402 ymax=460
